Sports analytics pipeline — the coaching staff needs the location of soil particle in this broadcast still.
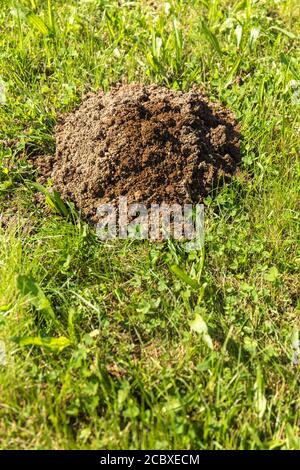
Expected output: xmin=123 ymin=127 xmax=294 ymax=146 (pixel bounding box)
xmin=36 ymin=84 xmax=241 ymax=221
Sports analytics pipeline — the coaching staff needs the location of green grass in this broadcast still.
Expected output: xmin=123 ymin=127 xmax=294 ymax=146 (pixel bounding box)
xmin=0 ymin=0 xmax=299 ymax=450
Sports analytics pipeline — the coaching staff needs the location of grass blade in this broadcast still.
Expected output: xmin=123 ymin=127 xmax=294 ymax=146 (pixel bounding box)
xmin=27 ymin=13 xmax=50 ymax=36
xmin=170 ymin=264 xmax=200 ymax=289
xmin=13 ymin=336 xmax=71 ymax=352
xmin=200 ymin=20 xmax=222 ymax=57
xmin=30 ymin=182 xmax=70 ymax=218
xmin=16 ymin=275 xmax=56 ymax=323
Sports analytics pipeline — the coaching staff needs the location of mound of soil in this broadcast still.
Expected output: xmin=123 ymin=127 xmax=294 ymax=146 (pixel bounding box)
xmin=36 ymin=84 xmax=241 ymax=221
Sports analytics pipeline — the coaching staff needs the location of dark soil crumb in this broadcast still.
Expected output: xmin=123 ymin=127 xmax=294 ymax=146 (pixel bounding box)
xmin=36 ymin=84 xmax=241 ymax=221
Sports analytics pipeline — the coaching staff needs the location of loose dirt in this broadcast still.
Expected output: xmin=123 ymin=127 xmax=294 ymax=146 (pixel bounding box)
xmin=35 ymin=84 xmax=241 ymax=221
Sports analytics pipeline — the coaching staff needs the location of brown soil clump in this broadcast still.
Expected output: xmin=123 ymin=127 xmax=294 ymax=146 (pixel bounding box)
xmin=36 ymin=84 xmax=241 ymax=221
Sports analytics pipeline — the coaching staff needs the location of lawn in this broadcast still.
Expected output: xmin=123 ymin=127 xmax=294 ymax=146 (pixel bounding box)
xmin=0 ymin=0 xmax=299 ymax=450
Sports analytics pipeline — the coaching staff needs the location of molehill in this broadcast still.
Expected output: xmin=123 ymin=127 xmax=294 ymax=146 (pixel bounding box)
xmin=35 ymin=84 xmax=241 ymax=222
